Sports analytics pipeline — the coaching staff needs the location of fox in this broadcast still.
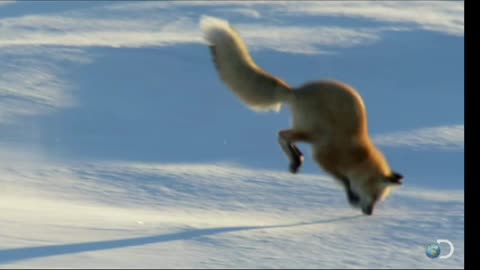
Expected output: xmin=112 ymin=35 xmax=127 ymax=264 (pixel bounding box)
xmin=200 ymin=16 xmax=403 ymax=215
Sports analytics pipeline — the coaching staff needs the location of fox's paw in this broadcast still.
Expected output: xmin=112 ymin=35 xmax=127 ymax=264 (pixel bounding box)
xmin=289 ymin=163 xmax=299 ymax=174
xmin=289 ymin=155 xmax=304 ymax=174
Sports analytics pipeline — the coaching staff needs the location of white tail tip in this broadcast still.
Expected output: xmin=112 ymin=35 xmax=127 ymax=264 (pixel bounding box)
xmin=200 ymin=16 xmax=233 ymax=44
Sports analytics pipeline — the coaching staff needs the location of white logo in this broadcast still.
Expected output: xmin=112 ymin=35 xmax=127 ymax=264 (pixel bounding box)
xmin=426 ymin=239 xmax=454 ymax=259
xmin=436 ymin=239 xmax=454 ymax=259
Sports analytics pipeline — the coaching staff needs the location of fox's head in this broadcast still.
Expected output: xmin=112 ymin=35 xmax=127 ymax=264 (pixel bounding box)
xmin=347 ymin=171 xmax=403 ymax=215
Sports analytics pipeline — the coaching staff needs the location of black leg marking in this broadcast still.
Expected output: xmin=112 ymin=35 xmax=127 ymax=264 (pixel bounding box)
xmin=347 ymin=188 xmax=361 ymax=206
xmin=278 ymin=136 xmax=304 ymax=174
xmin=338 ymin=175 xmax=360 ymax=207
xmin=288 ymin=143 xmax=303 ymax=174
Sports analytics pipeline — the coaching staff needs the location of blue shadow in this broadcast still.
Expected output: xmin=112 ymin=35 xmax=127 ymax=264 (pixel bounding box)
xmin=0 ymin=215 xmax=361 ymax=264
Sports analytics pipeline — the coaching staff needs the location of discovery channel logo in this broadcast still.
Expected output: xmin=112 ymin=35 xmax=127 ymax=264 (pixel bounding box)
xmin=426 ymin=240 xmax=454 ymax=259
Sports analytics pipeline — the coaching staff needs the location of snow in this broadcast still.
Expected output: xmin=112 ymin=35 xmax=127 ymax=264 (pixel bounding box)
xmin=0 ymin=2 xmax=463 ymax=268
xmin=0 ymin=155 xmax=463 ymax=268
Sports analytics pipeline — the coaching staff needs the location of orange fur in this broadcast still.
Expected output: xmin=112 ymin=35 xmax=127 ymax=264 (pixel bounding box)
xmin=201 ymin=17 xmax=402 ymax=215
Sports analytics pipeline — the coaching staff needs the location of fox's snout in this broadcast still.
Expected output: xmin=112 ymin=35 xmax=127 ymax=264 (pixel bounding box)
xmin=362 ymin=204 xmax=374 ymax=215
xmin=345 ymin=171 xmax=404 ymax=216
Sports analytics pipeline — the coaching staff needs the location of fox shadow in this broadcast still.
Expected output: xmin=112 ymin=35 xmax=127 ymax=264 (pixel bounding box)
xmin=0 ymin=215 xmax=362 ymax=265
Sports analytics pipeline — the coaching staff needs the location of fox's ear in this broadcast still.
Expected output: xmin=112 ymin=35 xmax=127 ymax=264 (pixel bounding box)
xmin=385 ymin=171 xmax=403 ymax=185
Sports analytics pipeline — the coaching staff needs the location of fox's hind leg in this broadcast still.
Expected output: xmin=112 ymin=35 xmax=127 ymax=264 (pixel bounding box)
xmin=278 ymin=130 xmax=311 ymax=174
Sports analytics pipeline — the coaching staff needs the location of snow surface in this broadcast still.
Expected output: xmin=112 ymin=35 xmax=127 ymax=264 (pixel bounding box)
xmin=0 ymin=1 xmax=463 ymax=268
xmin=0 ymin=152 xmax=463 ymax=268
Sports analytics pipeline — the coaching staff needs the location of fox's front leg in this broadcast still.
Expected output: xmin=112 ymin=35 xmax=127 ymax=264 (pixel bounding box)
xmin=278 ymin=130 xmax=311 ymax=174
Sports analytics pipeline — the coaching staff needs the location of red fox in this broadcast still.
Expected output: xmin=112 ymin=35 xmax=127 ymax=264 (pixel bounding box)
xmin=200 ymin=16 xmax=403 ymax=215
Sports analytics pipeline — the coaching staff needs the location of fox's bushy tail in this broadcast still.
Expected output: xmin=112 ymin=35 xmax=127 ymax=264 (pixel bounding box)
xmin=200 ymin=16 xmax=292 ymax=112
